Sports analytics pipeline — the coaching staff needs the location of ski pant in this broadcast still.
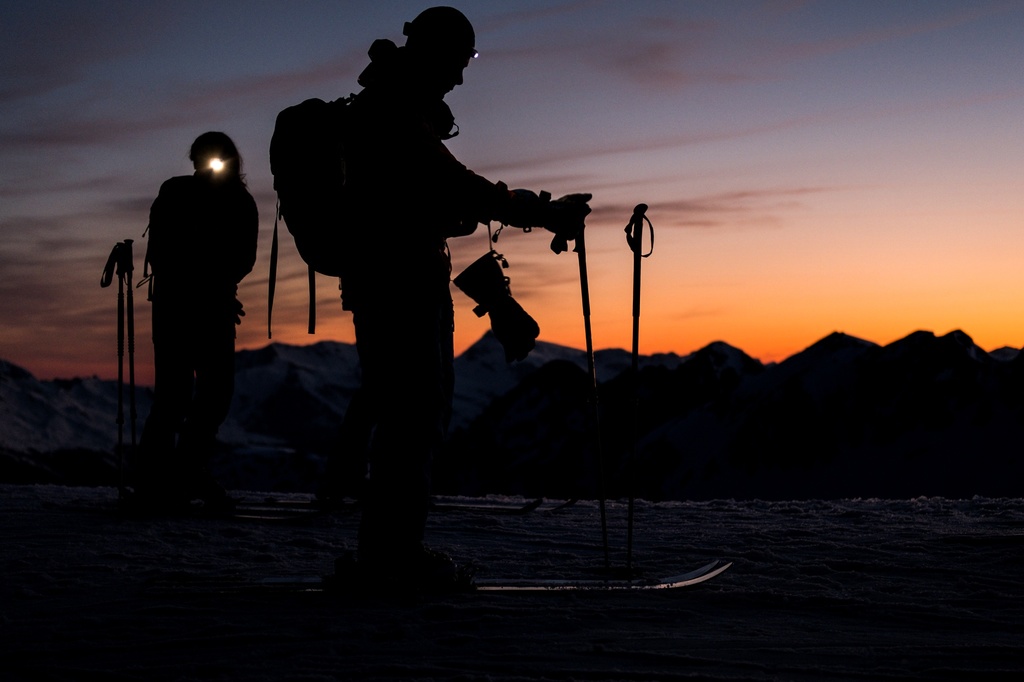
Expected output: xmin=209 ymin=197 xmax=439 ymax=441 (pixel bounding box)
xmin=352 ymin=294 xmax=454 ymax=561
xmin=137 ymin=304 xmax=236 ymax=486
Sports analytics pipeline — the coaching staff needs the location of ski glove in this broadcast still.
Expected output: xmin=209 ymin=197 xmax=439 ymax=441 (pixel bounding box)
xmin=545 ymin=193 xmax=592 ymax=254
xmin=487 ymin=296 xmax=540 ymax=363
xmin=496 ymin=188 xmax=549 ymax=229
xmin=495 ymin=189 xmax=593 ymax=253
xmin=453 ymin=251 xmax=540 ymax=363
xmin=232 ymin=297 xmax=246 ymax=325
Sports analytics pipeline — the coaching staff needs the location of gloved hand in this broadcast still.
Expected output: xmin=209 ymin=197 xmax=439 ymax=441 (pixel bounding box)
xmin=453 ymin=251 xmax=540 ymax=363
xmin=545 ymin=193 xmax=592 ymax=254
xmin=497 ymin=188 xmax=550 ymax=229
xmin=232 ymin=297 xmax=245 ymax=325
xmin=494 ymin=189 xmax=593 ymax=253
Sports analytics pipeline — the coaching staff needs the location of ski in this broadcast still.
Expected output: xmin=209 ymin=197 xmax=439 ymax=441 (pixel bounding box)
xmin=542 ymin=498 xmax=578 ymax=512
xmin=110 ymin=495 xmax=332 ymax=523
xmin=226 ymin=510 xmax=327 ymax=524
xmin=224 ymin=498 xmax=345 ymax=523
xmin=145 ymin=573 xmax=324 ymax=595
xmin=473 ymin=560 xmax=731 ymax=592
xmin=147 ymin=560 xmax=730 ymax=595
xmin=230 ymin=496 xmax=549 ymax=516
xmin=430 ymin=497 xmax=544 ymax=514
xmin=233 ymin=496 xmax=356 ymax=511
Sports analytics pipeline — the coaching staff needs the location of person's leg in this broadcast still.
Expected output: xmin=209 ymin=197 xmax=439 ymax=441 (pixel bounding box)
xmin=134 ymin=311 xmax=194 ymax=501
xmin=321 ymin=386 xmax=374 ymax=501
xmin=178 ymin=316 xmax=236 ymax=502
xmin=354 ymin=300 xmax=448 ymax=565
xmin=440 ymin=297 xmax=455 ymax=436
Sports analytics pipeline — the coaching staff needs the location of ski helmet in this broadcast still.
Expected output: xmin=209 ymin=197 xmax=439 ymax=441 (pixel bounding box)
xmin=403 ymin=6 xmax=477 ymax=60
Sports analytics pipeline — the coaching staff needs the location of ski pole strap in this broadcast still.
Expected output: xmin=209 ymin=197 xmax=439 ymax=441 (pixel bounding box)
xmin=624 ymin=203 xmax=654 ymax=257
xmin=102 ymin=240 xmax=141 ymax=288
xmin=100 ymin=242 xmax=122 ymax=288
xmin=138 ymin=262 xmax=153 ymax=302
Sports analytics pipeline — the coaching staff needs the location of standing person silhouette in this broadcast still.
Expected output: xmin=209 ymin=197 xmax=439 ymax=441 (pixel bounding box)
xmin=131 ymin=132 xmax=258 ymax=512
xmin=338 ymin=6 xmax=590 ymax=589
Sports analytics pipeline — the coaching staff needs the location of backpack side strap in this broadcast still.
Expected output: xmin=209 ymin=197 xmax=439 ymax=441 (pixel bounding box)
xmin=267 ymin=200 xmax=318 ymax=338
xmin=268 ymin=202 xmax=280 ymax=338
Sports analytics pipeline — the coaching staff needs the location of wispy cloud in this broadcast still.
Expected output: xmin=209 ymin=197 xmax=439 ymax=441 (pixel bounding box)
xmin=0 ymin=172 xmax=142 ymax=201
xmin=649 ymin=186 xmax=842 ymax=229
xmin=0 ymin=111 xmax=197 ymax=151
xmin=579 ymin=186 xmax=843 ymax=232
xmin=0 ymin=2 xmax=164 ymax=104
xmin=174 ymin=53 xmax=365 ymax=111
xmin=584 ymin=13 xmax=752 ymax=90
xmin=472 ymin=108 xmax=837 ymax=176
xmin=478 ymin=0 xmax=605 ymax=35
xmin=774 ymin=1 xmax=1017 ymax=63
xmin=0 ymin=52 xmax=364 ymax=154
xmin=480 ymin=6 xmax=748 ymax=91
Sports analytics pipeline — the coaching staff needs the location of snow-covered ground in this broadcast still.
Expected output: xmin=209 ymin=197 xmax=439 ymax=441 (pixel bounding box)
xmin=3 ymin=484 xmax=1021 ymax=680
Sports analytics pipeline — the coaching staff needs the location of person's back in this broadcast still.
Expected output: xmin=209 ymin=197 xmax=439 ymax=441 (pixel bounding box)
xmin=340 ymin=34 xmax=500 ymax=311
xmin=147 ymin=169 xmax=257 ymax=307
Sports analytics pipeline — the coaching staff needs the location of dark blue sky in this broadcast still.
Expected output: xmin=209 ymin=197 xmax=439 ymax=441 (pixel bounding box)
xmin=2 ymin=1 xmax=1022 ymax=382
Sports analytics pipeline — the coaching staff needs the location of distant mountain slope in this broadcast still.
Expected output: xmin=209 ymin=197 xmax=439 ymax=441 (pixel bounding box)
xmin=451 ymin=332 xmax=683 ymax=430
xmin=225 ymin=332 xmax=674 ymax=452
xmin=438 ymin=330 xmax=1024 ymax=500
xmin=438 ymin=339 xmax=763 ymax=497
xmin=0 ymin=359 xmax=154 ymax=454
xmin=0 ymin=333 xmax=677 ymax=487
xmin=2 ymin=331 xmax=1022 ymax=499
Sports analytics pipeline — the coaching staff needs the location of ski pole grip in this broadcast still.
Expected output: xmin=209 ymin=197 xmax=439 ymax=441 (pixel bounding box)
xmin=119 ymin=239 xmax=134 ymax=275
xmin=100 ymin=243 xmax=121 ymax=288
xmin=625 ymin=204 xmax=652 ymax=255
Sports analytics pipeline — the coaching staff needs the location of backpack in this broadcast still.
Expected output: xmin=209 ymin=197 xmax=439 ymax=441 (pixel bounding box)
xmin=267 ymin=95 xmax=355 ymax=337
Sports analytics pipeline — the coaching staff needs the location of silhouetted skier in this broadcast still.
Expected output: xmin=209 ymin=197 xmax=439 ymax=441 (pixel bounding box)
xmin=336 ymin=6 xmax=590 ymax=588
xmin=131 ymin=132 xmax=258 ymax=511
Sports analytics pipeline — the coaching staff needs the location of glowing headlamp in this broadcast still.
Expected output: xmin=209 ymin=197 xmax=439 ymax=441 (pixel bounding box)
xmin=208 ymin=158 xmax=225 ymax=173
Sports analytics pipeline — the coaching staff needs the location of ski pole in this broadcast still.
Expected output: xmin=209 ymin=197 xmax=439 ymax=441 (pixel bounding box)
xmin=623 ymin=204 xmax=653 ymax=574
xmin=101 ymin=240 xmax=138 ymax=499
xmin=573 ymin=226 xmax=611 ymax=570
xmin=101 ymin=242 xmax=126 ymax=495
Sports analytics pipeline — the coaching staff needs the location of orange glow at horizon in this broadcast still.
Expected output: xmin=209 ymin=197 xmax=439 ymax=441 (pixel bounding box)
xmin=231 ymin=195 xmax=1024 ymax=378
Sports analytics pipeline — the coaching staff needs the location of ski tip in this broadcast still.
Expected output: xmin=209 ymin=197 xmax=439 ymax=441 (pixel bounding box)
xmin=473 ymin=558 xmax=732 ymax=593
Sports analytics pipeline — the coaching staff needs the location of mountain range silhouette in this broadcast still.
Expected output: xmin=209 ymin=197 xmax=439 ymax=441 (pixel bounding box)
xmin=2 ymin=329 xmax=1021 ymax=499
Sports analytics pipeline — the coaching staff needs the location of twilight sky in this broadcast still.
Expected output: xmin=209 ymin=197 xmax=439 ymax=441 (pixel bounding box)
xmin=2 ymin=0 xmax=1022 ymax=384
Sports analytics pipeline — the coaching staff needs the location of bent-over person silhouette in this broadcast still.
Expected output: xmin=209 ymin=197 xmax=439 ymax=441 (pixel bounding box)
xmin=334 ymin=6 xmax=591 ymax=591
